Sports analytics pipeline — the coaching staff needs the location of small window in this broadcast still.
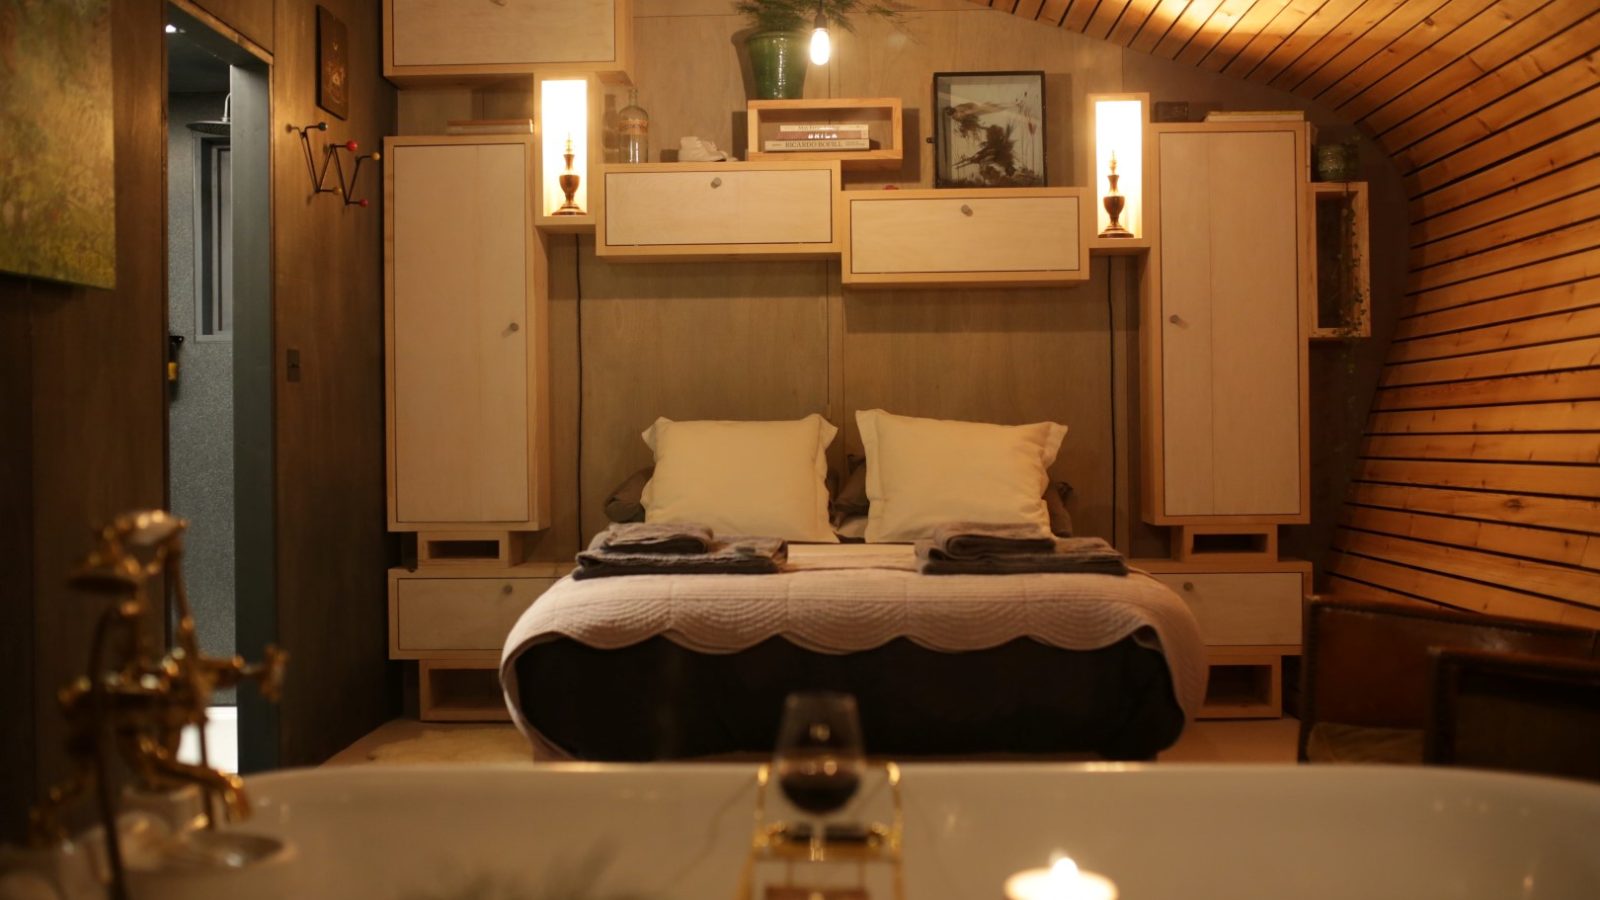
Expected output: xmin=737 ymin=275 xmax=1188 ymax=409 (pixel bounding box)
xmin=193 ymin=135 xmax=232 ymax=341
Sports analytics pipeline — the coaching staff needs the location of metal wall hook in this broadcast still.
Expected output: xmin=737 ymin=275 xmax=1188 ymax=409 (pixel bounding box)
xmin=292 ymin=121 xmax=379 ymax=208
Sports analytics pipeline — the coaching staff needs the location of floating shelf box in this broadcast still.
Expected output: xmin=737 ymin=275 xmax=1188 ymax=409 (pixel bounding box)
xmin=745 ymin=98 xmax=903 ymax=170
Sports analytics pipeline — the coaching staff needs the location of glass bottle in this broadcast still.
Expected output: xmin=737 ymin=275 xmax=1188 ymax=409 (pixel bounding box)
xmin=618 ymin=88 xmax=649 ymax=164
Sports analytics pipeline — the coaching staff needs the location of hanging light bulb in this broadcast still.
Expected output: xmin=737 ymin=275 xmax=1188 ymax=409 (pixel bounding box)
xmin=809 ymin=2 xmax=831 ymax=65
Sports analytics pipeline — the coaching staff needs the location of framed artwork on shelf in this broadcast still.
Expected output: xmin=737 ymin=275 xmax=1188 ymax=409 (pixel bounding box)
xmin=932 ymin=71 xmax=1045 ymax=188
xmin=316 ymin=5 xmax=349 ymax=120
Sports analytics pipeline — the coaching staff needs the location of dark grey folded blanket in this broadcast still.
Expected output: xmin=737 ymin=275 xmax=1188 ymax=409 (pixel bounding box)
xmin=598 ymin=521 xmax=715 ymax=554
xmin=916 ymin=536 xmax=1129 ymax=576
xmin=575 ymin=529 xmax=787 ymax=580
xmin=928 ymin=521 xmax=1056 ymax=558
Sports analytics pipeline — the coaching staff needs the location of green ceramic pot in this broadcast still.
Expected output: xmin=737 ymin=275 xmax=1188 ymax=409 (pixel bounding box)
xmin=747 ymin=31 xmax=808 ymax=100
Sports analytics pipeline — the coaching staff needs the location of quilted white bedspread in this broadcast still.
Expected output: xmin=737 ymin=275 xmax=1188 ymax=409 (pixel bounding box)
xmin=500 ymin=544 xmax=1207 ymax=750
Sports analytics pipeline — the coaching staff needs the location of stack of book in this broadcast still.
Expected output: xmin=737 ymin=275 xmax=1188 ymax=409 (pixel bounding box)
xmin=762 ymin=122 xmax=870 ymax=152
xmin=444 ymin=118 xmax=535 ymax=135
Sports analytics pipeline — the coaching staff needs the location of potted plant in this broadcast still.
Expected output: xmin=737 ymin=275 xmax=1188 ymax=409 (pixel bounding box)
xmin=733 ymin=0 xmax=901 ymax=99
xmin=1314 ymin=136 xmax=1361 ymax=182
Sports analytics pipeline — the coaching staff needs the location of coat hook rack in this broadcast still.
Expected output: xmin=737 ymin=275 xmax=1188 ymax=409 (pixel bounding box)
xmin=292 ymin=121 xmax=379 ymax=207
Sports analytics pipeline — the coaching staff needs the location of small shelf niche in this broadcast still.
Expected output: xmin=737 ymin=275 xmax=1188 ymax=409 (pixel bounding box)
xmin=1311 ymin=181 xmax=1370 ymax=340
xmin=745 ymin=98 xmax=902 ymax=170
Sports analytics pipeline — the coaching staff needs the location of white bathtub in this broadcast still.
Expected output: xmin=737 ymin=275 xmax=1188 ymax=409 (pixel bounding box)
xmin=224 ymin=763 xmax=1600 ymax=899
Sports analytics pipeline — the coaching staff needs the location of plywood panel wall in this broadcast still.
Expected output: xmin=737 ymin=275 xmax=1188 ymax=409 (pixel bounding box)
xmin=398 ymin=0 xmax=1406 ymax=561
xmin=986 ymin=0 xmax=1600 ymax=624
xmin=270 ymin=0 xmax=399 ymax=766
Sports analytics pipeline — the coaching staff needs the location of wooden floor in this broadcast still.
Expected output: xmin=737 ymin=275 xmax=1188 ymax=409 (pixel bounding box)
xmin=325 ymin=717 xmax=1302 ymax=766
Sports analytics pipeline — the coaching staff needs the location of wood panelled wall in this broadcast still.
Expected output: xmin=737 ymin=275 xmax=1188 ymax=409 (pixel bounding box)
xmin=0 ymin=0 xmax=168 ymax=841
xmin=269 ymin=0 xmax=400 ymax=769
xmin=401 ymin=0 xmax=1407 ymax=566
xmin=0 ymin=0 xmax=394 ymax=836
xmin=989 ymin=0 xmax=1600 ymax=624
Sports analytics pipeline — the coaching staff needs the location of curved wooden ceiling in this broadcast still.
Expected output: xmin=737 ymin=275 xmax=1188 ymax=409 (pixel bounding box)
xmin=988 ymin=0 xmax=1600 ymax=625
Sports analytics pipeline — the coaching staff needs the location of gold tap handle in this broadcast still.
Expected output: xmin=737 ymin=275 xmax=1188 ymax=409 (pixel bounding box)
xmin=247 ymin=645 xmax=289 ymax=702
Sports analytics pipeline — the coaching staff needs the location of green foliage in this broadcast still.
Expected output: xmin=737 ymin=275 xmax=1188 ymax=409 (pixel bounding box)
xmin=733 ymin=0 xmax=902 ymax=35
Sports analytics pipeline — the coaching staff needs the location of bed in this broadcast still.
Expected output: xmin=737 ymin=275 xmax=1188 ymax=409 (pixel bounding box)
xmin=500 ymin=543 xmax=1206 ymax=761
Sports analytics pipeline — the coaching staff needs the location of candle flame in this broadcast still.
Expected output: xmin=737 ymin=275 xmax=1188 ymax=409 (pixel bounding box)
xmin=1050 ymin=856 xmax=1080 ymax=883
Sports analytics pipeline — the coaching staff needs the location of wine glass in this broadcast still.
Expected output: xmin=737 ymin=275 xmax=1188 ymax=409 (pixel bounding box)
xmin=773 ymin=691 xmax=866 ymax=862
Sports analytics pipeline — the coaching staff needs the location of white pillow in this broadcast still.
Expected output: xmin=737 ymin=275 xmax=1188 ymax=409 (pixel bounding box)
xmin=856 ymin=409 xmax=1068 ymax=543
xmin=641 ymin=415 xmax=838 ymax=543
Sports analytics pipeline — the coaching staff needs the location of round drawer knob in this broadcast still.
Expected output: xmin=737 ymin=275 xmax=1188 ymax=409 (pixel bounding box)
xmin=1168 ymin=314 xmax=1184 ymax=325
xmin=959 ymin=204 xmax=973 ymax=216
xmin=1182 ymin=582 xmax=1195 ymax=592
xmin=710 ymin=177 xmax=723 ymax=188
xmin=508 ymin=322 xmax=520 ymax=332
xmin=501 ymin=584 xmax=514 ymax=595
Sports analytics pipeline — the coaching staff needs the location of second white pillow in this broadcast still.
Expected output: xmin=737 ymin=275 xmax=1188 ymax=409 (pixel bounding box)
xmin=856 ymin=409 xmax=1068 ymax=543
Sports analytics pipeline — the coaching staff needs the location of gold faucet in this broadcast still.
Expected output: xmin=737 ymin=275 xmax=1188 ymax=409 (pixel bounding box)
xmin=28 ymin=510 xmax=286 ymax=899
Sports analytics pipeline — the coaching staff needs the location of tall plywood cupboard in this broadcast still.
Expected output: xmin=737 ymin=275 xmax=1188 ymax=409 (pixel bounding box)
xmin=1138 ymin=122 xmax=1314 ymax=719
xmin=385 ymin=134 xmax=560 ymax=721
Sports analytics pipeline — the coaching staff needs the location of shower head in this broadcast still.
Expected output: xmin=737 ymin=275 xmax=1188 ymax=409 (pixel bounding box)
xmin=186 ymin=94 xmax=231 ymax=135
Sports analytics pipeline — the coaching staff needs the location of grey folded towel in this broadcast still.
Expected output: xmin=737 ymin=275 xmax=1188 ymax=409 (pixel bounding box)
xmin=916 ymin=536 xmax=1129 ymax=576
xmin=598 ymin=521 xmax=715 ymax=554
xmin=928 ymin=521 xmax=1056 ymax=558
xmin=575 ymin=530 xmax=787 ymax=580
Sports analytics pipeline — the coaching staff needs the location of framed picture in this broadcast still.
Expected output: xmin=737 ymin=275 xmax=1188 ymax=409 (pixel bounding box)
xmin=933 ymin=71 xmax=1046 ymax=188
xmin=316 ymin=5 xmax=349 ymax=120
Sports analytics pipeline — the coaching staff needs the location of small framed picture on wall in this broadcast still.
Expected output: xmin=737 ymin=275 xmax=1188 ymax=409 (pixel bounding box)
xmin=316 ymin=5 xmax=348 ymax=120
xmin=932 ymin=71 xmax=1046 ymax=188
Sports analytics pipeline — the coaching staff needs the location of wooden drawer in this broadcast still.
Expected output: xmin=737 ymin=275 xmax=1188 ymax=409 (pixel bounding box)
xmin=390 ymin=575 xmax=559 ymax=658
xmin=598 ymin=163 xmax=839 ymax=258
xmin=1150 ymin=571 xmax=1303 ymax=645
xmin=843 ymin=188 xmax=1089 ymax=286
xmin=386 ymin=0 xmax=630 ymax=84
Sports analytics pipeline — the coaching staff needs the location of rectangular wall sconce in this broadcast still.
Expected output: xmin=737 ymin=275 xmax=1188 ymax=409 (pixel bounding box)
xmin=538 ymin=77 xmax=590 ymax=222
xmin=1089 ymin=93 xmax=1147 ymax=240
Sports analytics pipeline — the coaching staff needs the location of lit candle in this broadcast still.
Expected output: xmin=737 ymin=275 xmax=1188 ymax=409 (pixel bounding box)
xmin=1003 ymin=856 xmax=1118 ymax=900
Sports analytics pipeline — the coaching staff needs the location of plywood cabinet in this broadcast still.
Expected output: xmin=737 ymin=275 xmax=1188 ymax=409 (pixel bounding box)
xmin=842 ymin=188 xmax=1089 ymax=287
xmin=389 ymin=570 xmax=560 ymax=658
xmin=385 ymin=135 xmax=550 ymax=531
xmin=597 ymin=162 xmax=841 ymax=259
xmin=384 ymin=0 xmax=632 ymax=85
xmin=1138 ymin=557 xmax=1311 ymax=719
xmin=1146 ymin=571 xmax=1303 ymax=645
xmin=1145 ymin=124 xmax=1311 ymax=525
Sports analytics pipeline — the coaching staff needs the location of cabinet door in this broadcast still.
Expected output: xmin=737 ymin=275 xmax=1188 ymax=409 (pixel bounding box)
xmin=392 ymin=576 xmax=559 ymax=657
xmin=1148 ymin=572 xmax=1302 ymax=645
xmin=391 ymin=142 xmax=531 ymax=525
xmin=602 ymin=167 xmax=834 ymax=250
xmin=1159 ymin=130 xmax=1303 ymax=518
xmin=848 ymin=194 xmax=1083 ymax=278
xmin=390 ymin=0 xmax=617 ymax=69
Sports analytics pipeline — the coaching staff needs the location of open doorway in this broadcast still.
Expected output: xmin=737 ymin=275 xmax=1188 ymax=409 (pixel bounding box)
xmin=164 ymin=4 xmax=271 ymax=775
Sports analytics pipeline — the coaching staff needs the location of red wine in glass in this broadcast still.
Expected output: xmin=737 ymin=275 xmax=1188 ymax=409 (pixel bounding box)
xmin=779 ymin=756 xmax=862 ymax=814
xmin=774 ymin=693 xmax=865 ymax=860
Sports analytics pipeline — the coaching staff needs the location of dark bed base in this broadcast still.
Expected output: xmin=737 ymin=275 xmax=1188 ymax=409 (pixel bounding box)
xmin=513 ymin=635 xmax=1186 ymax=761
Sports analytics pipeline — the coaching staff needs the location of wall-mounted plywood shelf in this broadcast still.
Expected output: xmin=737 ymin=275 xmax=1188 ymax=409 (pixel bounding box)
xmin=383 ymin=0 xmax=634 ymax=86
xmin=1310 ymin=181 xmax=1370 ymax=340
xmin=842 ymin=187 xmax=1090 ymax=288
xmin=596 ymin=161 xmax=843 ymax=260
xmin=745 ymin=98 xmax=903 ymax=170
xmin=1087 ymin=237 xmax=1151 ymax=255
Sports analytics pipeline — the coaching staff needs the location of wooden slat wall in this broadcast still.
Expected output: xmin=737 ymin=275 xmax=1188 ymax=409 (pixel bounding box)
xmin=990 ymin=0 xmax=1600 ymax=625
